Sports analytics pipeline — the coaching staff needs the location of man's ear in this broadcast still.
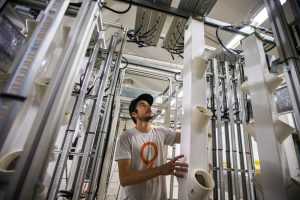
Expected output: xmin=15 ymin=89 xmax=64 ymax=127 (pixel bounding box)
xmin=131 ymin=112 xmax=137 ymax=118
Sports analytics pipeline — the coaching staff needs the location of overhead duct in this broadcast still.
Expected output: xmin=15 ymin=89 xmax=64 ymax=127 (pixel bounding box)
xmin=134 ymin=0 xmax=171 ymax=46
xmin=123 ymin=54 xmax=183 ymax=73
xmin=163 ymin=0 xmax=217 ymax=51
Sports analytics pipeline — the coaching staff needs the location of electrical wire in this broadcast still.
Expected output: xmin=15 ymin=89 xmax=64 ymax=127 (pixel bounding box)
xmin=174 ymin=72 xmax=183 ymax=82
xmin=216 ymin=26 xmax=243 ymax=55
xmin=99 ymin=0 xmax=133 ymax=14
xmin=165 ymin=24 xmax=185 ymax=60
xmin=127 ymin=20 xmax=160 ymax=47
xmin=120 ymin=56 xmax=129 ymax=69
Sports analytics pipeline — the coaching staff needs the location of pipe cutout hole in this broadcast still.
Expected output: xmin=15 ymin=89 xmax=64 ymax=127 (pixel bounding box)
xmin=195 ymin=174 xmax=207 ymax=188
xmin=7 ymin=156 xmax=20 ymax=170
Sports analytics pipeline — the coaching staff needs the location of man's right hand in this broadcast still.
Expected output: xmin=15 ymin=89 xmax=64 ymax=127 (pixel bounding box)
xmin=159 ymin=155 xmax=188 ymax=178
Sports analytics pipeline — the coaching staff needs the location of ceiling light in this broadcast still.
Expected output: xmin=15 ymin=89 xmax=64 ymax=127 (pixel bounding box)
xmin=178 ymin=90 xmax=183 ymax=98
xmin=225 ymin=35 xmax=244 ymax=49
xmin=171 ymin=99 xmax=176 ymax=106
xmin=205 ymin=45 xmax=217 ymax=51
xmin=225 ymin=0 xmax=286 ymax=49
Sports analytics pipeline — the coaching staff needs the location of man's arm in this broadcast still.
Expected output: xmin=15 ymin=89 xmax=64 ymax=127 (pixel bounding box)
xmin=174 ymin=132 xmax=181 ymax=144
xmin=117 ymin=155 xmax=188 ymax=187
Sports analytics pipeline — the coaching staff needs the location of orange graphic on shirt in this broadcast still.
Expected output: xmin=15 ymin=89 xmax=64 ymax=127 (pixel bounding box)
xmin=140 ymin=141 xmax=158 ymax=168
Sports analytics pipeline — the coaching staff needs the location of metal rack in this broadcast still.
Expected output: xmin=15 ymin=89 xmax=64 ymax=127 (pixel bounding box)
xmin=0 ymin=1 xmax=299 ymax=200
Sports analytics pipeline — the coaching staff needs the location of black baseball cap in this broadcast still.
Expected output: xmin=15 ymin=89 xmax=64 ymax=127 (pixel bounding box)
xmin=129 ymin=93 xmax=154 ymax=120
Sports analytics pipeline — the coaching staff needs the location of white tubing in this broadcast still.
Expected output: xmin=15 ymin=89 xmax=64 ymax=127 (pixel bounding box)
xmin=123 ymin=54 xmax=183 ymax=71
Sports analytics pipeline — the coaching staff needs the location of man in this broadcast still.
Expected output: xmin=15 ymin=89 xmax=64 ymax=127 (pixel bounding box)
xmin=115 ymin=93 xmax=188 ymax=200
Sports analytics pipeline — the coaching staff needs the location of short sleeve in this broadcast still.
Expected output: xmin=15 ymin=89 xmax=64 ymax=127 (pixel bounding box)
xmin=114 ymin=132 xmax=132 ymax=161
xmin=156 ymin=127 xmax=177 ymax=146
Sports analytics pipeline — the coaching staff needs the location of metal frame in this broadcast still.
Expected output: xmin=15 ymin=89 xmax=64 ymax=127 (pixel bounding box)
xmin=208 ymin=61 xmax=218 ymax=200
xmin=71 ymin=33 xmax=122 ymax=200
xmin=87 ymin=29 xmax=127 ymax=200
xmin=2 ymin=1 xmax=97 ymax=199
xmin=47 ymin=5 xmax=101 ymax=198
xmin=169 ymin=84 xmax=179 ymax=200
xmin=219 ymin=61 xmax=234 ymax=200
xmin=0 ymin=0 xmax=70 ymax=151
xmin=264 ymin=0 xmax=300 ymax=130
xmin=213 ymin=58 xmax=226 ymax=200
xmin=224 ymin=61 xmax=240 ymax=199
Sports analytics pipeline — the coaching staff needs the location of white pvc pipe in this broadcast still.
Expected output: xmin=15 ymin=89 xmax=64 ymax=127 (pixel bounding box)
xmin=123 ymin=54 xmax=183 ymax=71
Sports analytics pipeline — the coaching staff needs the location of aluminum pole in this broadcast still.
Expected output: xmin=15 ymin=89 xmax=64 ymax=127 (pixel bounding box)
xmin=169 ymin=84 xmax=178 ymax=200
xmin=47 ymin=27 xmax=104 ymax=200
xmin=225 ymin=61 xmax=241 ymax=200
xmin=213 ymin=58 xmax=225 ymax=200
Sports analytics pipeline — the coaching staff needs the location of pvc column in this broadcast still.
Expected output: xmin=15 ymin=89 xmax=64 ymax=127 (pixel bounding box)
xmin=241 ymin=34 xmax=288 ymax=200
xmin=179 ymin=18 xmax=209 ymax=200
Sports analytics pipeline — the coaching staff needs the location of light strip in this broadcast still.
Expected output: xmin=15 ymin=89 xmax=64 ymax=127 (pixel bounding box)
xmin=205 ymin=45 xmax=217 ymax=51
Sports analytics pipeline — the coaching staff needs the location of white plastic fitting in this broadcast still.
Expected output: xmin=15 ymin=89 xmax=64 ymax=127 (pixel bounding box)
xmin=0 ymin=150 xmax=22 ymax=173
xmin=191 ymin=106 xmax=213 ymax=132
xmin=240 ymin=74 xmax=283 ymax=95
xmin=35 ymin=77 xmax=51 ymax=105
xmin=49 ymin=144 xmax=60 ymax=162
xmin=191 ymin=57 xmax=208 ymax=79
xmin=244 ymin=119 xmax=295 ymax=143
xmin=189 ymin=169 xmax=215 ymax=200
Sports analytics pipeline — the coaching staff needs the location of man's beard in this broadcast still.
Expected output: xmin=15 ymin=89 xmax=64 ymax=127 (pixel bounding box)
xmin=137 ymin=114 xmax=154 ymax=122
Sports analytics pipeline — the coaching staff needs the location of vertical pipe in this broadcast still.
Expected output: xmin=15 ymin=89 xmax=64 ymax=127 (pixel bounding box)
xmin=220 ymin=63 xmax=233 ymax=200
xmin=169 ymin=84 xmax=178 ymax=200
xmin=210 ymin=61 xmax=218 ymax=200
xmin=235 ymin=63 xmax=254 ymax=200
xmin=213 ymin=58 xmax=225 ymax=200
xmin=225 ymin=62 xmax=241 ymax=200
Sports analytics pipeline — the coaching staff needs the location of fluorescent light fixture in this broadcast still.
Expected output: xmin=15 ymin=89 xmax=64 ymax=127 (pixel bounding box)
xmin=280 ymin=0 xmax=286 ymax=4
xmin=42 ymin=60 xmax=47 ymax=66
xmin=171 ymin=99 xmax=176 ymax=106
xmin=171 ymin=90 xmax=183 ymax=106
xmin=225 ymin=35 xmax=244 ymax=49
xmin=205 ymin=45 xmax=217 ymax=51
xmin=178 ymin=90 xmax=183 ymax=98
xmin=225 ymin=0 xmax=286 ymax=49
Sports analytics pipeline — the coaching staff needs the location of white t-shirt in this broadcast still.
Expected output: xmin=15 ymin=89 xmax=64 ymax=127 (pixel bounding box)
xmin=114 ymin=127 xmax=177 ymax=200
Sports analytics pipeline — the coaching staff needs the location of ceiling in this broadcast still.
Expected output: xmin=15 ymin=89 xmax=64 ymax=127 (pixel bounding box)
xmin=102 ymin=0 xmax=265 ymax=65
